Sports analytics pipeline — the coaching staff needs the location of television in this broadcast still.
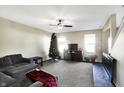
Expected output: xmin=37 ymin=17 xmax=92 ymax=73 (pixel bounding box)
xmin=68 ymin=44 xmax=78 ymax=51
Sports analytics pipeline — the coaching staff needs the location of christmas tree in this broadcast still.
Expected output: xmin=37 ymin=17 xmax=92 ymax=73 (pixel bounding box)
xmin=49 ymin=33 xmax=60 ymax=60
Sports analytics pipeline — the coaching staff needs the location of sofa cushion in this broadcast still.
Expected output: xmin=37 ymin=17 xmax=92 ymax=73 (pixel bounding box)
xmin=0 ymin=58 xmax=5 ymax=67
xmin=4 ymin=56 xmax=13 ymax=64
xmin=0 ymin=72 xmax=16 ymax=87
xmin=0 ymin=66 xmax=16 ymax=72
xmin=3 ymin=63 xmax=38 ymax=78
xmin=13 ymin=63 xmax=29 ymax=67
xmin=6 ymin=54 xmax=23 ymax=64
xmin=0 ymin=57 xmax=12 ymax=67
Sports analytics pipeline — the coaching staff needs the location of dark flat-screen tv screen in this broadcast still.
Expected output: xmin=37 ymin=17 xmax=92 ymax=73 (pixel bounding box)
xmin=68 ymin=44 xmax=78 ymax=51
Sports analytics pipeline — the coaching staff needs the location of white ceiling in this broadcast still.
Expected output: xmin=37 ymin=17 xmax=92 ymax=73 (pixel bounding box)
xmin=0 ymin=5 xmax=124 ymax=33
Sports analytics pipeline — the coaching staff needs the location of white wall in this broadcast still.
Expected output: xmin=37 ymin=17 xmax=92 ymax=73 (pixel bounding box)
xmin=102 ymin=29 xmax=111 ymax=53
xmin=57 ymin=29 xmax=102 ymax=62
xmin=111 ymin=18 xmax=124 ymax=87
xmin=0 ymin=18 xmax=51 ymax=61
xmin=102 ymin=14 xmax=116 ymax=49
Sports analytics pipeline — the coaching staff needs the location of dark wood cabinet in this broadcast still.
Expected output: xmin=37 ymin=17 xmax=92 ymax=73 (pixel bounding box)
xmin=102 ymin=53 xmax=116 ymax=85
xmin=64 ymin=43 xmax=83 ymax=62
xmin=64 ymin=50 xmax=83 ymax=61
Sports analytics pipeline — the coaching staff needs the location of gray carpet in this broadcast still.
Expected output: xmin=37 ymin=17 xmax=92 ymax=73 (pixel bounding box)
xmin=41 ymin=60 xmax=94 ymax=87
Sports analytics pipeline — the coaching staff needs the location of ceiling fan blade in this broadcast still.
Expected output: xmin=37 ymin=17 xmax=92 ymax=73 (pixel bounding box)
xmin=49 ymin=24 xmax=57 ymax=26
xmin=63 ymin=25 xmax=72 ymax=27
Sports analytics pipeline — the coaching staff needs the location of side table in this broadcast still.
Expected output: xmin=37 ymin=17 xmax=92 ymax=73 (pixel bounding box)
xmin=30 ymin=57 xmax=43 ymax=66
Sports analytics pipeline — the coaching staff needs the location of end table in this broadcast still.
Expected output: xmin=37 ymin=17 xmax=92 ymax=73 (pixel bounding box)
xmin=30 ymin=57 xmax=43 ymax=66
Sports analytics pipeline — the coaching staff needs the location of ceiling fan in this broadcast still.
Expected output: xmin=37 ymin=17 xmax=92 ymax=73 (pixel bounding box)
xmin=49 ymin=19 xmax=72 ymax=29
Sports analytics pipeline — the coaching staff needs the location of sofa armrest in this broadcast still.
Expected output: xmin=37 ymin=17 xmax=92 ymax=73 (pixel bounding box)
xmin=21 ymin=58 xmax=34 ymax=63
xmin=21 ymin=58 xmax=30 ymax=63
xmin=29 ymin=81 xmax=43 ymax=87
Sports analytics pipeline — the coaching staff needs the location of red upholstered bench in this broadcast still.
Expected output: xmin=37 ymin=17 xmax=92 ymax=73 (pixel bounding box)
xmin=26 ymin=69 xmax=57 ymax=87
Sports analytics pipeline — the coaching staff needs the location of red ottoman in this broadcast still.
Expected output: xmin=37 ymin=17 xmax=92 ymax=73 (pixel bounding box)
xmin=26 ymin=69 xmax=57 ymax=87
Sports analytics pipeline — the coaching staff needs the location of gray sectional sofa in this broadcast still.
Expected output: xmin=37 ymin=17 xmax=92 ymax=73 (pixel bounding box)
xmin=0 ymin=54 xmax=42 ymax=87
xmin=0 ymin=71 xmax=16 ymax=87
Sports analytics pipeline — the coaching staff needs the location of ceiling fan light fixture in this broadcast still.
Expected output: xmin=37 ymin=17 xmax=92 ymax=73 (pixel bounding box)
xmin=49 ymin=19 xmax=72 ymax=29
xmin=58 ymin=24 xmax=63 ymax=29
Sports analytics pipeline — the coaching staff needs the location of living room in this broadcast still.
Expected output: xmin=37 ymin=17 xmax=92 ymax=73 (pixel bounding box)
xmin=0 ymin=3 xmax=124 ymax=91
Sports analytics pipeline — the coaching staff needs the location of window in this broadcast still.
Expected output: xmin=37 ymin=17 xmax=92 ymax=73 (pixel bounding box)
xmin=58 ymin=36 xmax=67 ymax=53
xmin=84 ymin=34 xmax=96 ymax=53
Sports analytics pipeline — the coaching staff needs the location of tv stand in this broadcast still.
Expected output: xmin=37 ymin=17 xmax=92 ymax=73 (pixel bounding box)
xmin=64 ymin=43 xmax=83 ymax=62
xmin=64 ymin=50 xmax=83 ymax=62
